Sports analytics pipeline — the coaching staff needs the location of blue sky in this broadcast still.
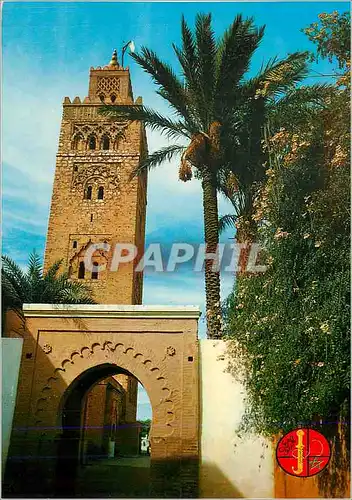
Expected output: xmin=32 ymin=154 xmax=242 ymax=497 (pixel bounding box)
xmin=2 ymin=1 xmax=348 ymax=419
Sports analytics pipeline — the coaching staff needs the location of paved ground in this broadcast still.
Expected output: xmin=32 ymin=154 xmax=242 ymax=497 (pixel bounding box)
xmin=75 ymin=456 xmax=151 ymax=498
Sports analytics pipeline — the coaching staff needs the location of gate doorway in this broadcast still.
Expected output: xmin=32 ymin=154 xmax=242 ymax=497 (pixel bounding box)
xmin=6 ymin=304 xmax=200 ymax=497
xmin=55 ymin=363 xmax=152 ymax=497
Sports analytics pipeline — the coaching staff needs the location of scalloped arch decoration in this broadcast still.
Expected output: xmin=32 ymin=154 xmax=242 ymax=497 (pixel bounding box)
xmin=34 ymin=340 xmax=176 ymax=437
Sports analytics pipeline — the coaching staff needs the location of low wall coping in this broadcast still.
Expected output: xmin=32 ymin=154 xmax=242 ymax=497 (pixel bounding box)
xmin=22 ymin=303 xmax=201 ymax=319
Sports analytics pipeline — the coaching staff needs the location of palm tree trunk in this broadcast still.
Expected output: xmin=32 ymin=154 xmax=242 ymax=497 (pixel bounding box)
xmin=202 ymin=169 xmax=222 ymax=339
xmin=235 ymin=228 xmax=252 ymax=275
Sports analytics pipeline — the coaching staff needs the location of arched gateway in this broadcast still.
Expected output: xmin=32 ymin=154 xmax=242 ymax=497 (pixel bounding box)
xmin=6 ymin=304 xmax=200 ymax=497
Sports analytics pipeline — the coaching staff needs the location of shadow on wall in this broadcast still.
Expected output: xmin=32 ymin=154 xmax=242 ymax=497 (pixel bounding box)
xmin=2 ymin=314 xmax=128 ymax=497
xmin=317 ymin=418 xmax=350 ymax=499
xmin=3 ymin=313 xmax=73 ymax=497
xmin=200 ymin=461 xmax=244 ymax=498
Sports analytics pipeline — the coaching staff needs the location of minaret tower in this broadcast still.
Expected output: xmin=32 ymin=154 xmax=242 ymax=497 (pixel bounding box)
xmin=44 ymin=50 xmax=148 ymax=304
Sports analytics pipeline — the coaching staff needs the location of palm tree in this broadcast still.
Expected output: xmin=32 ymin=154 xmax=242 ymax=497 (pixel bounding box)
xmin=218 ymin=82 xmax=334 ymax=273
xmin=2 ymin=252 xmax=95 ymax=331
xmin=100 ymin=13 xmax=310 ymax=338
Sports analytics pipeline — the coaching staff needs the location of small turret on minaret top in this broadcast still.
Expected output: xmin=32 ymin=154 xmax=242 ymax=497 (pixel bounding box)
xmin=86 ymin=48 xmax=134 ymax=103
xmin=109 ymin=49 xmax=119 ymax=67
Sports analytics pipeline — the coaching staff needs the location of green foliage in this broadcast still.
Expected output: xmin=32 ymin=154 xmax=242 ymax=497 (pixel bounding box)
xmin=2 ymin=251 xmax=95 ymax=327
xmin=218 ymin=54 xmax=331 ymax=239
xmin=225 ymin=11 xmax=350 ymax=437
xmin=226 ymin=135 xmax=350 ymax=436
xmin=138 ymin=419 xmax=151 ymax=438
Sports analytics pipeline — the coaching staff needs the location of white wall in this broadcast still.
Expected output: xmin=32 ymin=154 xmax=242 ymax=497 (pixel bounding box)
xmin=199 ymin=340 xmax=274 ymax=498
xmin=2 ymin=337 xmax=23 ymax=474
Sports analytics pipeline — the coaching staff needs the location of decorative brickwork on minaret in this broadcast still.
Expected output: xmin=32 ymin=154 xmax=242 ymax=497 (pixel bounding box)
xmin=44 ymin=50 xmax=148 ymax=305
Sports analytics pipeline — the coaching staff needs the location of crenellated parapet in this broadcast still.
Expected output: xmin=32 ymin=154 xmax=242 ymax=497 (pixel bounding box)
xmin=63 ymin=95 xmax=142 ymax=105
xmin=90 ymin=65 xmax=130 ymax=71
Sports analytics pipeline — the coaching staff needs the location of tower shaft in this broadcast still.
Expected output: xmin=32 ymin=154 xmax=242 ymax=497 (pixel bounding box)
xmin=44 ymin=56 xmax=147 ymax=304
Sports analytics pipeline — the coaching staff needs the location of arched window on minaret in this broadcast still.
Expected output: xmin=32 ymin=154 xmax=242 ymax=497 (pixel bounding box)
xmin=99 ymin=94 xmax=105 ymax=103
xmin=78 ymin=262 xmax=85 ymax=279
xmin=91 ymin=262 xmax=99 ymax=280
xmin=88 ymin=135 xmax=96 ymax=150
xmin=101 ymin=135 xmax=110 ymax=150
xmin=110 ymin=94 xmax=117 ymax=103
xmin=85 ymin=185 xmax=92 ymax=200
xmin=97 ymin=186 xmax=104 ymax=200
xmin=72 ymin=133 xmax=84 ymax=151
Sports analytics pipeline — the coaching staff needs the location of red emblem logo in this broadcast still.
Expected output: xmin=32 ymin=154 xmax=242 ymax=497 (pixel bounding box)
xmin=276 ymin=428 xmax=331 ymax=477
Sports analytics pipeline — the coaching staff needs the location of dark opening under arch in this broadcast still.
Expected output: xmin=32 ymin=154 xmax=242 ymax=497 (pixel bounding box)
xmin=78 ymin=262 xmax=85 ymax=279
xmin=55 ymin=363 xmax=149 ymax=497
xmin=85 ymin=185 xmax=92 ymax=200
xmin=102 ymin=135 xmax=110 ymax=150
xmin=91 ymin=262 xmax=99 ymax=280
xmin=97 ymin=186 xmax=104 ymax=200
xmin=88 ymin=136 xmax=96 ymax=150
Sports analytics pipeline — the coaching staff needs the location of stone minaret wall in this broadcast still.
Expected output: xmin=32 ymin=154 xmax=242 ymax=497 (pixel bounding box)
xmin=44 ymin=54 xmax=148 ymax=305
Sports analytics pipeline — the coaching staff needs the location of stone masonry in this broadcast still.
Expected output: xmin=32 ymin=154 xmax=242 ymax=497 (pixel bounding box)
xmin=44 ymin=52 xmax=148 ymax=305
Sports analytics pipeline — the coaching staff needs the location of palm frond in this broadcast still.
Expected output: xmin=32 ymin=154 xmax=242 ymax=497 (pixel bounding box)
xmin=244 ymin=52 xmax=309 ymax=99
xmin=2 ymin=252 xmax=95 ymax=317
xmin=58 ymin=281 xmax=96 ymax=305
xmin=43 ymin=259 xmax=63 ymax=282
xmin=100 ymin=104 xmax=190 ymax=141
xmin=179 ymin=15 xmax=197 ymax=72
xmin=219 ymin=214 xmax=237 ymax=234
xmin=2 ymin=255 xmax=30 ymax=305
xmin=27 ymin=251 xmax=42 ymax=276
xmin=2 ymin=255 xmax=27 ymax=285
xmin=2 ymin=274 xmax=23 ymax=310
xmin=131 ymin=144 xmax=185 ymax=178
xmin=174 ymin=16 xmax=198 ymax=87
xmin=194 ymin=13 xmax=217 ymax=127
xmin=172 ymin=16 xmax=204 ymax=128
xmin=39 ymin=267 xmax=68 ymax=303
xmin=271 ymin=82 xmax=334 ymax=109
xmin=130 ymin=48 xmax=197 ymax=130
xmin=26 ymin=251 xmax=44 ymax=302
xmin=215 ymin=15 xmax=265 ymax=112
